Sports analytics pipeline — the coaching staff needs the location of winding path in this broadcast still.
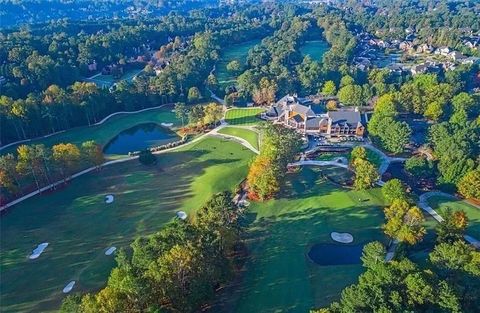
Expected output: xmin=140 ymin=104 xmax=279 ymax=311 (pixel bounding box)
xmin=418 ymin=191 xmax=480 ymax=248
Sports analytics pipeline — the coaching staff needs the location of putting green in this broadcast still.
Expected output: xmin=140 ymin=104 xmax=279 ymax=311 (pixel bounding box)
xmin=225 ymin=108 xmax=265 ymax=126
xmin=1 ymin=106 xmax=180 ymax=156
xmin=0 ymin=137 xmax=255 ymax=313
xmin=214 ymin=166 xmax=387 ymax=312
xmin=218 ymin=127 xmax=259 ymax=150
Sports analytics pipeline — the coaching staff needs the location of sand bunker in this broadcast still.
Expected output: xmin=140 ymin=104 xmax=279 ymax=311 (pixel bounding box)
xmin=105 ymin=247 xmax=117 ymax=256
xmin=239 ymin=200 xmax=250 ymax=207
xmin=105 ymin=194 xmax=114 ymax=204
xmin=29 ymin=243 xmax=49 ymax=259
xmin=176 ymin=211 xmax=187 ymax=220
xmin=331 ymin=232 xmax=354 ymax=244
xmin=63 ymin=281 xmax=75 ymax=293
xmin=161 ymin=122 xmax=173 ymax=127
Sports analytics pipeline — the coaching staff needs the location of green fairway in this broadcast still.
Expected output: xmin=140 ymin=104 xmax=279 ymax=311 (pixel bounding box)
xmin=215 ymin=166 xmax=387 ymax=312
xmin=299 ymin=40 xmax=329 ymax=62
xmin=216 ymin=39 xmax=261 ymax=84
xmin=85 ymin=68 xmax=144 ymax=88
xmin=428 ymin=196 xmax=480 ymax=239
xmin=218 ymin=127 xmax=259 ymax=150
xmin=1 ymin=106 xmax=180 ymax=156
xmin=0 ymin=137 xmax=254 ymax=313
xmin=225 ymin=108 xmax=265 ymax=126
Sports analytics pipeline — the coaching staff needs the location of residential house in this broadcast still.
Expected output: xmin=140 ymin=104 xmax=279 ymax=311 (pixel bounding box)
xmin=435 ymin=46 xmax=451 ymax=56
xmin=263 ymin=95 xmax=366 ymax=137
xmin=449 ymin=51 xmax=465 ymax=62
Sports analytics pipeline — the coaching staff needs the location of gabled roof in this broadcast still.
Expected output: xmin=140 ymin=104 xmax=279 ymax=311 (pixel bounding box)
xmin=327 ymin=110 xmax=363 ymax=128
xmin=292 ymin=114 xmax=304 ymax=123
xmin=290 ymin=104 xmax=315 ymax=117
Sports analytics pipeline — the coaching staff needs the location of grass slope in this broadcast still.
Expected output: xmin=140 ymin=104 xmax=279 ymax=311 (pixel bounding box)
xmin=0 ymin=137 xmax=254 ymax=313
xmin=214 ymin=167 xmax=387 ymax=312
xmin=225 ymin=108 xmax=265 ymax=126
xmin=218 ymin=127 xmax=259 ymax=150
xmin=1 ymin=106 xmax=180 ymax=156
xmin=216 ymin=39 xmax=261 ymax=84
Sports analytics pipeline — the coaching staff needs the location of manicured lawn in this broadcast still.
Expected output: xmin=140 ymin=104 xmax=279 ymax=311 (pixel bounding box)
xmin=214 ymin=166 xmax=387 ymax=312
xmin=299 ymin=40 xmax=329 ymax=62
xmin=225 ymin=108 xmax=265 ymax=126
xmin=216 ymin=39 xmax=261 ymax=84
xmin=0 ymin=137 xmax=255 ymax=313
xmin=1 ymin=106 xmax=180 ymax=156
xmin=428 ymin=196 xmax=480 ymax=239
xmin=85 ymin=68 xmax=144 ymax=88
xmin=218 ymin=127 xmax=259 ymax=150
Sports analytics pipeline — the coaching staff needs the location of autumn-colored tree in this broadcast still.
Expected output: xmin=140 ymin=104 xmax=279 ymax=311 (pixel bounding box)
xmin=16 ymin=144 xmax=52 ymax=190
xmin=352 ymin=158 xmax=379 ymax=190
xmin=81 ymin=141 xmax=104 ymax=169
xmin=202 ymin=102 xmax=223 ymax=126
xmin=383 ymin=199 xmax=426 ymax=245
xmin=350 ymin=146 xmax=367 ymax=164
xmin=252 ymin=77 xmax=277 ymax=106
xmin=52 ymin=143 xmax=81 ymax=182
xmin=457 ymin=169 xmax=480 ymax=200
xmin=435 ymin=208 xmax=468 ymax=243
xmin=247 ymin=155 xmax=280 ymax=200
xmin=326 ymin=100 xmax=337 ymax=111
xmin=0 ymin=154 xmax=21 ymax=195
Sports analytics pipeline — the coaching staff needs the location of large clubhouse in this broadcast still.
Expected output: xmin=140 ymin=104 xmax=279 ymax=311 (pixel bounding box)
xmin=262 ymin=95 xmax=366 ymax=137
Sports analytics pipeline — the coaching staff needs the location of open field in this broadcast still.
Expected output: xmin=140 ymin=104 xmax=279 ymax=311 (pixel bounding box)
xmin=1 ymin=106 xmax=180 ymax=156
xmin=299 ymin=40 xmax=329 ymax=62
xmin=0 ymin=137 xmax=255 ymax=313
xmin=225 ymin=108 xmax=265 ymax=126
xmin=214 ymin=166 xmax=387 ymax=312
xmin=84 ymin=68 xmax=144 ymax=88
xmin=216 ymin=39 xmax=261 ymax=85
xmin=218 ymin=127 xmax=259 ymax=150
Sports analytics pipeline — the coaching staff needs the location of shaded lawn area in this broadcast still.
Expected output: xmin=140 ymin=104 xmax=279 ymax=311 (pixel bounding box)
xmin=0 ymin=137 xmax=255 ymax=313
xmin=225 ymin=108 xmax=265 ymax=126
xmin=406 ymin=196 xmax=479 ymax=266
xmin=428 ymin=196 xmax=480 ymax=239
xmin=218 ymin=127 xmax=259 ymax=150
xmin=299 ymin=40 xmax=329 ymax=62
xmin=1 ymin=106 xmax=180 ymax=156
xmin=213 ymin=166 xmax=387 ymax=313
xmin=313 ymin=148 xmax=382 ymax=169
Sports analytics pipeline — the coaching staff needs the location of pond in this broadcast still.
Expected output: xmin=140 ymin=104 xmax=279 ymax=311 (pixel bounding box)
xmin=300 ymin=40 xmax=329 ymax=62
xmin=308 ymin=243 xmax=364 ymax=266
xmin=103 ymin=123 xmax=180 ymax=155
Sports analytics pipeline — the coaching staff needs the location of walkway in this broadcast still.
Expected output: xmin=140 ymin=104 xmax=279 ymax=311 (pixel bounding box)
xmin=208 ymin=124 xmax=260 ymax=154
xmin=288 ymin=159 xmax=349 ymax=169
xmin=418 ymin=191 xmax=480 ymax=248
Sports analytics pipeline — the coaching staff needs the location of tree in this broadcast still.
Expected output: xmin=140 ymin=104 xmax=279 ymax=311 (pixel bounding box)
xmin=247 ymin=155 xmax=280 ymax=200
xmin=0 ymin=154 xmax=21 ymax=195
xmin=424 ymin=101 xmax=444 ymax=121
xmin=226 ymin=60 xmax=242 ymax=74
xmin=187 ymin=87 xmax=201 ymax=103
xmin=457 ymin=170 xmax=480 ymax=200
xmin=381 ymin=120 xmax=411 ymax=154
xmin=326 ymin=100 xmax=337 ymax=110
xmin=52 ymin=143 xmax=81 ymax=182
xmin=382 ymin=179 xmax=407 ymax=203
xmin=360 ymin=241 xmax=386 ymax=269
xmin=202 ymin=103 xmax=223 ymax=126
xmin=206 ymin=73 xmax=218 ymax=91
xmin=352 ymin=158 xmax=379 ymax=190
xmin=81 ymin=141 xmax=104 ymax=169
xmin=404 ymin=156 xmax=434 ymax=178
xmin=188 ymin=105 xmax=205 ymax=126
xmin=435 ymin=208 xmax=468 ymax=243
xmin=350 ymin=146 xmax=367 ymax=163
xmin=252 ymin=77 xmax=277 ymax=106
xmin=337 ymin=84 xmax=363 ymax=106
xmin=174 ymin=102 xmax=189 ymax=127
xmin=321 ymin=80 xmax=336 ymax=96
xmin=383 ymin=199 xmax=426 ymax=245
xmin=138 ymin=149 xmax=157 ymax=165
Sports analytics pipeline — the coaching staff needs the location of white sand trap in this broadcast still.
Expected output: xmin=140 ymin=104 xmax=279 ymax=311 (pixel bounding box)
xmin=63 ymin=281 xmax=75 ymax=293
xmin=105 ymin=194 xmax=114 ymax=204
xmin=105 ymin=247 xmax=117 ymax=256
xmin=239 ymin=200 xmax=250 ymax=207
xmin=176 ymin=211 xmax=187 ymax=220
xmin=161 ymin=122 xmax=173 ymax=127
xmin=331 ymin=232 xmax=354 ymax=244
xmin=29 ymin=243 xmax=49 ymax=259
